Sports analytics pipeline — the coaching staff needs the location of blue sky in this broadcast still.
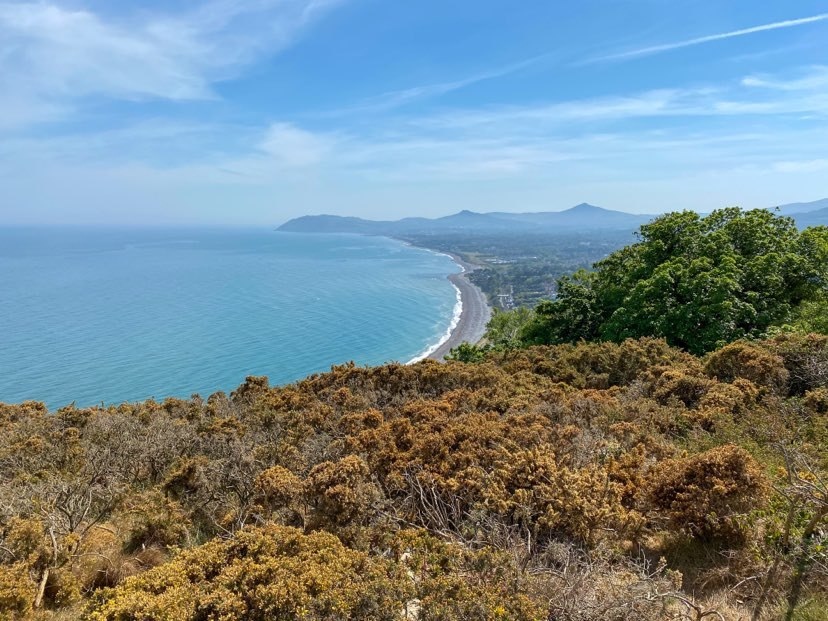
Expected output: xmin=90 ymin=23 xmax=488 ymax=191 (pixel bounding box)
xmin=1 ymin=0 xmax=827 ymax=225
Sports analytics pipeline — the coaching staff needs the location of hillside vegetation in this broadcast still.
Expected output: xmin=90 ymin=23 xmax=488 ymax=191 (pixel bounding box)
xmin=1 ymin=334 xmax=827 ymax=620
xmin=472 ymin=209 xmax=828 ymax=354
xmin=2 ymin=207 xmax=827 ymax=620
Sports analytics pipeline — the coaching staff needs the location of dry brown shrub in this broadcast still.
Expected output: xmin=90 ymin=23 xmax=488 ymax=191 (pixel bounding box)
xmin=646 ymin=445 xmax=768 ymax=544
xmin=651 ymin=368 xmax=715 ymax=408
xmin=762 ymin=332 xmax=828 ymax=395
xmin=804 ymin=387 xmax=828 ymax=415
xmin=87 ymin=525 xmax=411 ymax=621
xmin=305 ymin=455 xmax=380 ymax=526
xmin=161 ymin=456 xmax=210 ymax=500
xmin=392 ymin=530 xmax=545 ymax=621
xmin=254 ymin=465 xmax=303 ymax=510
xmin=0 ymin=561 xmax=37 ymax=618
xmin=606 ymin=445 xmax=649 ymax=509
xmin=119 ymin=491 xmax=190 ymax=553
xmin=704 ymin=341 xmax=789 ymax=394
xmin=564 ymin=389 xmax=621 ymax=425
xmin=511 ymin=339 xmax=699 ymax=390
xmin=697 ymin=378 xmax=759 ymax=417
xmin=531 ymin=544 xmax=688 ymax=621
xmin=0 ymin=401 xmax=48 ymax=427
xmin=484 ymin=448 xmax=641 ymax=545
xmin=2 ymin=330 xmax=827 ymax=619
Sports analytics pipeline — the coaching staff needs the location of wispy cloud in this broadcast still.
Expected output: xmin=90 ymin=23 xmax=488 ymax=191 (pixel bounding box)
xmin=742 ymin=65 xmax=828 ymax=91
xmin=773 ymin=159 xmax=828 ymax=173
xmin=414 ymin=65 xmax=828 ymax=134
xmin=249 ymin=64 xmax=828 ymax=181
xmin=258 ymin=122 xmax=338 ymax=167
xmin=0 ymin=0 xmax=345 ymax=129
xmin=4 ymin=49 xmax=828 ymax=223
xmin=589 ymin=12 xmax=828 ymax=63
xmin=10 ymin=64 xmax=828 ymax=184
xmin=315 ymin=53 xmax=554 ymax=117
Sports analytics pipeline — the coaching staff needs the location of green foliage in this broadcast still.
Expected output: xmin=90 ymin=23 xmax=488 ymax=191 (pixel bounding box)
xmin=523 ymin=270 xmax=600 ymax=345
xmin=792 ymin=294 xmax=828 ymax=334
xmin=484 ymin=306 xmax=534 ymax=350
xmin=522 ymin=209 xmax=828 ymax=354
xmin=445 ymin=342 xmax=487 ymax=363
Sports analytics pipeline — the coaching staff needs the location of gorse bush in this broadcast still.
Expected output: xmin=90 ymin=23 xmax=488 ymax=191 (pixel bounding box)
xmin=646 ymin=445 xmax=768 ymax=544
xmin=704 ymin=341 xmax=789 ymax=394
xmin=88 ymin=525 xmax=411 ymax=621
xmin=0 ymin=336 xmax=826 ymax=620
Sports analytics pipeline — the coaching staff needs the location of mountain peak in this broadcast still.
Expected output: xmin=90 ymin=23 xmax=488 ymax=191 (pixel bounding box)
xmin=279 ymin=204 xmax=652 ymax=234
xmin=567 ymin=203 xmax=602 ymax=212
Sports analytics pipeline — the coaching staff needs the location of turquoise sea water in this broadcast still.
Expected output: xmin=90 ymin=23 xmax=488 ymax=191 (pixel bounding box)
xmin=0 ymin=228 xmax=460 ymax=409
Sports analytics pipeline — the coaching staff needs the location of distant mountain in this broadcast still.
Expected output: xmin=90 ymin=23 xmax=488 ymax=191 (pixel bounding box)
xmin=769 ymin=198 xmax=828 ymax=228
xmin=489 ymin=203 xmax=648 ymax=228
xmin=790 ymin=207 xmax=828 ymax=228
xmin=278 ymin=203 xmax=652 ymax=235
xmin=277 ymin=215 xmax=385 ymax=234
xmin=776 ymin=198 xmax=828 ymax=216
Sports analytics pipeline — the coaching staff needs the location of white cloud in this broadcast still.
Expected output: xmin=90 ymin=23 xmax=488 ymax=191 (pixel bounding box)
xmin=258 ymin=122 xmax=336 ymax=167
xmin=414 ymin=66 xmax=828 ymax=133
xmin=4 ymin=58 xmax=828 ymax=223
xmin=0 ymin=0 xmax=345 ymax=129
xmin=319 ymin=52 xmax=555 ymax=116
xmin=774 ymin=159 xmax=828 ymax=173
xmin=741 ymin=66 xmax=828 ymax=91
xmin=0 ymin=94 xmax=66 ymax=130
xmin=590 ymin=12 xmax=828 ymax=63
xmin=8 ymin=64 xmax=828 ymax=186
xmin=0 ymin=3 xmax=212 ymax=101
xmin=226 ymin=65 xmax=828 ymax=181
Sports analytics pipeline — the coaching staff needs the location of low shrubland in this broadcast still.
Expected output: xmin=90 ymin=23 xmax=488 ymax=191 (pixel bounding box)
xmin=1 ymin=334 xmax=827 ymax=619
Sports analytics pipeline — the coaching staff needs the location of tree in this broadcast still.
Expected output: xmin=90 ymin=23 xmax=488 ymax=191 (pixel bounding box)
xmin=446 ymin=342 xmax=487 ymax=363
xmin=522 ymin=270 xmax=600 ymax=345
xmin=792 ymin=294 xmax=828 ymax=334
xmin=526 ymin=209 xmax=828 ymax=354
xmin=484 ymin=306 xmax=535 ymax=350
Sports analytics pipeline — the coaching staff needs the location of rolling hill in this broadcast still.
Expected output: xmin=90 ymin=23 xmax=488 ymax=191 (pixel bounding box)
xmin=278 ymin=199 xmax=828 ymax=236
xmin=790 ymin=207 xmax=828 ymax=228
xmin=278 ymin=203 xmax=653 ymax=235
xmin=777 ymin=198 xmax=828 ymax=216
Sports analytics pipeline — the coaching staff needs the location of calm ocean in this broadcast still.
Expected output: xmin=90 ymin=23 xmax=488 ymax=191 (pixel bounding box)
xmin=0 ymin=228 xmax=460 ymax=408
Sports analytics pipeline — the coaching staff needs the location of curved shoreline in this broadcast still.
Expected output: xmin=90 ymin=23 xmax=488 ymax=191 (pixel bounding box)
xmin=406 ymin=274 xmax=462 ymax=363
xmin=424 ymin=254 xmax=491 ymax=361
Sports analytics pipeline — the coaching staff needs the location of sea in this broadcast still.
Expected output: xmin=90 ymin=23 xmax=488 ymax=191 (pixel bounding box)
xmin=0 ymin=228 xmax=461 ymax=409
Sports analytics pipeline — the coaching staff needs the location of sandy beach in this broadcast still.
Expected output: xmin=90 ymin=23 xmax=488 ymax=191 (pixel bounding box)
xmin=428 ymin=255 xmax=492 ymax=360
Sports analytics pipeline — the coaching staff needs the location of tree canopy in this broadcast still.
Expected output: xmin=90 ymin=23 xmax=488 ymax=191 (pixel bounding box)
xmin=522 ymin=208 xmax=828 ymax=353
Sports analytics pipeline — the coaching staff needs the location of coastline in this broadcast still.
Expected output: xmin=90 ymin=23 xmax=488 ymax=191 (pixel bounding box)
xmin=420 ymin=253 xmax=492 ymax=361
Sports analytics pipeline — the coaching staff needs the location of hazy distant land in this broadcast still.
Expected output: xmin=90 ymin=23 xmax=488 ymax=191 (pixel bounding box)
xmin=278 ymin=199 xmax=828 ymax=236
xmin=279 ymin=199 xmax=828 ymax=323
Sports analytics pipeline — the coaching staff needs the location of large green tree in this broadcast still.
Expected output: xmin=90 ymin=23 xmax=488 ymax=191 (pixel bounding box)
xmin=525 ymin=208 xmax=828 ymax=354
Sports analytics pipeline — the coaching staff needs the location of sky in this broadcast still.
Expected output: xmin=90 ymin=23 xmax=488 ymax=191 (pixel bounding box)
xmin=1 ymin=0 xmax=827 ymax=225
